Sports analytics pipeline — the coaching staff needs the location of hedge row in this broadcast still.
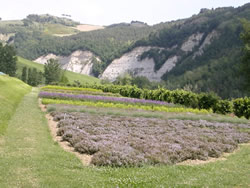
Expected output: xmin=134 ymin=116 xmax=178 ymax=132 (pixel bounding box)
xmin=55 ymin=83 xmax=250 ymax=119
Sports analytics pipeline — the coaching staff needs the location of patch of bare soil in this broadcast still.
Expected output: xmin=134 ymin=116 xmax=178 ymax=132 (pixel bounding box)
xmin=75 ymin=24 xmax=104 ymax=32
xmin=38 ymin=99 xmax=92 ymax=166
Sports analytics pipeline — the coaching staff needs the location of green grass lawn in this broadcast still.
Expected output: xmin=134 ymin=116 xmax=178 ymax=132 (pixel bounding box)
xmin=0 ymin=76 xmax=31 ymax=134
xmin=17 ymin=56 xmax=100 ymax=84
xmin=0 ymin=87 xmax=249 ymax=187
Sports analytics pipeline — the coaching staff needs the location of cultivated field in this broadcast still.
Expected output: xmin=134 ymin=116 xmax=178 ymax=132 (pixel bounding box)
xmin=39 ymin=85 xmax=250 ymax=167
xmin=0 ymin=81 xmax=250 ymax=187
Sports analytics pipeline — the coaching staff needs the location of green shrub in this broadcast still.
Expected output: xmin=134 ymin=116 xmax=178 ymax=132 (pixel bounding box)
xmin=233 ymin=97 xmax=250 ymax=119
xmin=198 ymin=93 xmax=220 ymax=110
xmin=212 ymin=100 xmax=233 ymax=115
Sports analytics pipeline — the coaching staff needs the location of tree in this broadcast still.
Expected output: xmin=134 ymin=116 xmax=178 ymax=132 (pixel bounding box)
xmin=27 ymin=68 xmax=32 ymax=85
xmin=131 ymin=76 xmax=152 ymax=89
xmin=0 ymin=43 xmax=17 ymax=76
xmin=240 ymin=19 xmax=250 ymax=90
xmin=59 ymin=70 xmax=69 ymax=84
xmin=44 ymin=59 xmax=61 ymax=84
xmin=114 ymin=73 xmax=132 ymax=85
xmin=21 ymin=66 xmax=27 ymax=82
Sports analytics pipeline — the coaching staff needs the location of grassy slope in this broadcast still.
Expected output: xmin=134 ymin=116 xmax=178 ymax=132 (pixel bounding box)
xmin=43 ymin=23 xmax=79 ymax=35
xmin=0 ymin=87 xmax=249 ymax=187
xmin=17 ymin=56 xmax=100 ymax=84
xmin=0 ymin=76 xmax=31 ymax=134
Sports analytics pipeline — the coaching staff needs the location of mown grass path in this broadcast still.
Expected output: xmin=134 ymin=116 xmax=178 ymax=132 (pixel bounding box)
xmin=0 ymin=88 xmax=250 ymax=187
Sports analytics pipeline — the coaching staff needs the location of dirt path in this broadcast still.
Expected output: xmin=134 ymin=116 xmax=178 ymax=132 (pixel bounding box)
xmin=39 ymin=99 xmax=92 ymax=166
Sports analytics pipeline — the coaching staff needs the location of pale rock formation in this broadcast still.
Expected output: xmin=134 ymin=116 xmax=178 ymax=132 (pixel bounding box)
xmin=193 ymin=30 xmax=219 ymax=58
xmin=181 ymin=33 xmax=204 ymax=52
xmin=0 ymin=33 xmax=15 ymax=42
xmin=34 ymin=50 xmax=99 ymax=75
xmin=101 ymin=47 xmax=178 ymax=82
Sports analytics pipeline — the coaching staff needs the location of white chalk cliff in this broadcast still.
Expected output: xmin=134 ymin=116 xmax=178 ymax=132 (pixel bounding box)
xmin=34 ymin=50 xmax=100 ymax=75
xmin=101 ymin=47 xmax=178 ymax=82
xmin=101 ymin=31 xmax=218 ymax=82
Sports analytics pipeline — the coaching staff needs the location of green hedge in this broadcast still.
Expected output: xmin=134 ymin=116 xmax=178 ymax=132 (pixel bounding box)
xmin=51 ymin=83 xmax=249 ymax=119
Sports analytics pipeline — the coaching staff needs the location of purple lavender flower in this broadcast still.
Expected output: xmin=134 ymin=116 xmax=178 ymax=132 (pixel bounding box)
xmin=39 ymin=91 xmax=172 ymax=106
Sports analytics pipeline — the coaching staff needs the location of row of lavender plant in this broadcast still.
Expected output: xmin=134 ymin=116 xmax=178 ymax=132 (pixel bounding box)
xmin=39 ymin=91 xmax=172 ymax=106
xmin=52 ymin=111 xmax=250 ymax=167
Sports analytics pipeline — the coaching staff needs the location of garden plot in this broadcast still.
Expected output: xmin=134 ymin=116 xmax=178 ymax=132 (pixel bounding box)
xmin=50 ymin=111 xmax=250 ymax=167
xmin=39 ymin=86 xmax=250 ymax=167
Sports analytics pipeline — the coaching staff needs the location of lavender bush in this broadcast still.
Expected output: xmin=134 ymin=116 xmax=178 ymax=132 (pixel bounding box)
xmin=51 ymin=111 xmax=250 ymax=167
xmin=39 ymin=91 xmax=172 ymax=106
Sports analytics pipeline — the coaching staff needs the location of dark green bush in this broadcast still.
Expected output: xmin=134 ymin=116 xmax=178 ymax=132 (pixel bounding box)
xmin=212 ymin=100 xmax=233 ymax=115
xmin=233 ymin=97 xmax=250 ymax=119
xmin=198 ymin=93 xmax=220 ymax=110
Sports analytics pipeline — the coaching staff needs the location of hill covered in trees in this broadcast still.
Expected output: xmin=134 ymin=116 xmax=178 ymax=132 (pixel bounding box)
xmin=1 ymin=4 xmax=250 ymax=98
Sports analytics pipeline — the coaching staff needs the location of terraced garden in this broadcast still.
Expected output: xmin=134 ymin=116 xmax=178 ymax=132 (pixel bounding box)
xmin=39 ymin=85 xmax=250 ymax=167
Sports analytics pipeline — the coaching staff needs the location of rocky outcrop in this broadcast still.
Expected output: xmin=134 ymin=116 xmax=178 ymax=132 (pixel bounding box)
xmin=34 ymin=50 xmax=100 ymax=75
xmin=181 ymin=33 xmax=204 ymax=52
xmin=101 ymin=31 xmax=218 ymax=82
xmin=193 ymin=30 xmax=219 ymax=58
xmin=35 ymin=54 xmax=60 ymax=64
xmin=101 ymin=47 xmax=178 ymax=82
xmin=0 ymin=33 xmax=14 ymax=42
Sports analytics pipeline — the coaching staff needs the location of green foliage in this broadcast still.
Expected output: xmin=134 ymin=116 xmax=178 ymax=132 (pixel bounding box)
xmin=44 ymin=59 xmax=61 ymax=84
xmin=240 ymin=19 xmax=250 ymax=90
xmin=131 ymin=76 xmax=153 ymax=89
xmin=25 ymin=14 xmax=80 ymax=27
xmin=198 ymin=93 xmax=220 ymax=110
xmin=26 ymin=67 xmax=43 ymax=86
xmin=92 ymin=57 xmax=105 ymax=77
xmin=233 ymin=97 xmax=250 ymax=119
xmin=114 ymin=73 xmax=132 ymax=85
xmin=212 ymin=100 xmax=233 ymax=115
xmin=59 ymin=71 xmax=69 ymax=85
xmin=0 ymin=43 xmax=17 ymax=76
xmin=21 ymin=66 xmax=27 ymax=82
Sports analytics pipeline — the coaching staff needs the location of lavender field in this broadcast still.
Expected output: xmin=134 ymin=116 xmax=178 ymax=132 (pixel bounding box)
xmin=40 ymin=86 xmax=250 ymax=167
xmin=52 ymin=111 xmax=250 ymax=167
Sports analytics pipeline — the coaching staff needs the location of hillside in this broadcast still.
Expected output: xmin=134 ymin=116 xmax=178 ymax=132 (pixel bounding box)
xmin=0 ymin=75 xmax=31 ymax=134
xmin=1 ymin=4 xmax=250 ymax=98
xmin=102 ymin=4 xmax=250 ymax=98
xmin=17 ymin=57 xmax=100 ymax=84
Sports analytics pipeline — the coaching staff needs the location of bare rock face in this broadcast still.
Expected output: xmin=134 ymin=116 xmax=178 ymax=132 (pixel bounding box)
xmin=35 ymin=54 xmax=60 ymax=64
xmin=101 ymin=47 xmax=178 ymax=82
xmin=181 ymin=33 xmax=204 ymax=52
xmin=193 ymin=30 xmax=219 ymax=58
xmin=0 ymin=33 xmax=15 ymax=42
xmin=34 ymin=50 xmax=100 ymax=75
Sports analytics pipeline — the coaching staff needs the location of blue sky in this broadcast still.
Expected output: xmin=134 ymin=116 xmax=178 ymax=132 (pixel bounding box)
xmin=0 ymin=0 xmax=249 ymax=25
